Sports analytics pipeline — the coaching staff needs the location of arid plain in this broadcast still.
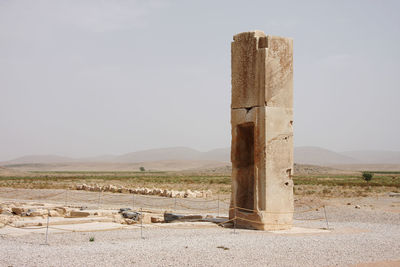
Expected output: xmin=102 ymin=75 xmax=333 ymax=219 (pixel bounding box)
xmin=0 ymin=149 xmax=399 ymax=266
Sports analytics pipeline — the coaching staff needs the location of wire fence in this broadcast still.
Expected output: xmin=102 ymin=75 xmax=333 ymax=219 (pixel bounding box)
xmin=0 ymin=188 xmax=331 ymax=242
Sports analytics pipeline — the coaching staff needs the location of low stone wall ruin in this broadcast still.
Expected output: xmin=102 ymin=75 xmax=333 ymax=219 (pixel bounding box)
xmin=75 ymin=184 xmax=213 ymax=199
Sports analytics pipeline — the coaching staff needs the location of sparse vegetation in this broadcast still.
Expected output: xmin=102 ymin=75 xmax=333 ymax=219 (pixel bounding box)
xmin=140 ymin=167 xmax=145 ymax=172
xmin=0 ymin=170 xmax=399 ymax=198
xmin=362 ymin=171 xmax=373 ymax=182
xmin=89 ymin=236 xmax=95 ymax=242
xmin=322 ymin=188 xmax=331 ymax=195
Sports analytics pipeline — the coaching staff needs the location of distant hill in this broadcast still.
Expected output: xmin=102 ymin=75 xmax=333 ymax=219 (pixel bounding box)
xmin=201 ymin=148 xmax=230 ymax=161
xmin=2 ymin=154 xmax=76 ymax=164
xmin=294 ymin=146 xmax=358 ymax=165
xmin=1 ymin=147 xmax=231 ymax=167
xmin=341 ymin=150 xmax=400 ymax=164
xmin=2 ymin=146 xmax=400 ymax=167
xmin=113 ymin=147 xmax=205 ymax=162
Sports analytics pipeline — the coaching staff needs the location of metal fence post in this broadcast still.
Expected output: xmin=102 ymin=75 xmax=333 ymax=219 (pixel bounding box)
xmin=217 ymin=194 xmax=220 ymax=217
xmin=45 ymin=209 xmax=50 ymax=245
xmin=140 ymin=208 xmax=144 ymax=239
xmin=323 ymin=205 xmax=330 ymax=230
xmin=97 ymin=191 xmax=101 ymax=209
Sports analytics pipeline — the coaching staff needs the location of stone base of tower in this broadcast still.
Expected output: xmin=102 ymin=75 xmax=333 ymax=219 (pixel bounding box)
xmin=229 ymin=206 xmax=293 ymax=230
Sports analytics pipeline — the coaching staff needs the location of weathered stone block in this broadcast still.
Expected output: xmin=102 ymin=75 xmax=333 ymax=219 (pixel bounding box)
xmin=231 ymin=31 xmax=293 ymax=109
xmin=11 ymin=207 xmax=24 ymax=215
xmin=230 ymin=31 xmax=293 ymax=230
xmin=69 ymin=211 xmax=90 ymax=218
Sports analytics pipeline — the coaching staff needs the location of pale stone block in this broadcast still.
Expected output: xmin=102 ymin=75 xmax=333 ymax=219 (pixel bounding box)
xmin=230 ymin=31 xmax=293 ymax=230
xmin=69 ymin=211 xmax=90 ymax=218
xmin=231 ymin=31 xmax=293 ymax=109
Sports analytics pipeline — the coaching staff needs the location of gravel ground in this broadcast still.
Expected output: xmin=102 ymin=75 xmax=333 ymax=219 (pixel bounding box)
xmin=0 ymin=219 xmax=399 ymax=266
xmin=1 ymin=189 xmax=400 ymax=266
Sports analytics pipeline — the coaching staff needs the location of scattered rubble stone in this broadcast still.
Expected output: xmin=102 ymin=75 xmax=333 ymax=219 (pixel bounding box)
xmin=75 ymin=184 xmax=212 ymax=199
xmin=121 ymin=211 xmax=140 ymax=220
xmin=164 ymin=213 xmax=204 ymax=223
xmin=49 ymin=210 xmax=61 ymax=217
xmin=124 ymin=219 xmax=137 ymax=225
xmin=119 ymin=208 xmax=132 ymax=213
xmin=55 ymin=207 xmax=66 ymax=215
xmin=26 ymin=208 xmax=47 ymax=217
xmin=151 ymin=216 xmax=164 ymax=223
xmin=11 ymin=207 xmax=24 ymax=215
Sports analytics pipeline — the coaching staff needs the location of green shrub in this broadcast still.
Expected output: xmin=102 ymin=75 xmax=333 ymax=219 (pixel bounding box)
xmin=139 ymin=167 xmax=145 ymax=172
xmin=362 ymin=171 xmax=373 ymax=182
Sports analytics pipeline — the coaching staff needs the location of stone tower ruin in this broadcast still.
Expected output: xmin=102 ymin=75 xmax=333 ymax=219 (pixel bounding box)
xmin=229 ymin=31 xmax=294 ymax=230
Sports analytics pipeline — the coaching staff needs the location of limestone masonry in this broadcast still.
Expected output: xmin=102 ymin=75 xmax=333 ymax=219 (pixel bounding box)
xmin=229 ymin=30 xmax=294 ymax=230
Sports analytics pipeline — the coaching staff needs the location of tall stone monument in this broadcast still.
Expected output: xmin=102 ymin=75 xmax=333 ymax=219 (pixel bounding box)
xmin=230 ymin=31 xmax=293 ymax=230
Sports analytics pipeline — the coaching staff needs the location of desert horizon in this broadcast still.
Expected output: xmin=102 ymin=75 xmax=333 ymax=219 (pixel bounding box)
xmin=1 ymin=1 xmax=399 ymax=266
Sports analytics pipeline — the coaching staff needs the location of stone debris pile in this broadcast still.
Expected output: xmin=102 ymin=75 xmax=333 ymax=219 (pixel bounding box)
xmin=1 ymin=202 xmax=220 ymax=229
xmin=75 ymin=184 xmax=212 ymax=199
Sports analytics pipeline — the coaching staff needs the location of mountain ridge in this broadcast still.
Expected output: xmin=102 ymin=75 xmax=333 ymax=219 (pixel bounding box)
xmin=2 ymin=146 xmax=400 ymax=166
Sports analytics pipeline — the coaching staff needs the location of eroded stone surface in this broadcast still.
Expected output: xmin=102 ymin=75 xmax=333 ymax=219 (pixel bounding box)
xmin=230 ymin=31 xmax=294 ymax=230
xmin=231 ymin=32 xmax=293 ymax=109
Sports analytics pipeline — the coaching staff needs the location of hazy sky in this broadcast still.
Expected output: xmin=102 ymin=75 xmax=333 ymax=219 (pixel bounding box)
xmin=1 ymin=0 xmax=399 ymax=161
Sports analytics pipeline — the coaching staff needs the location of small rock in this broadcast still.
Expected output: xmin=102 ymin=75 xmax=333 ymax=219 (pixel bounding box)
xmin=347 ymin=203 xmax=351 ymax=205
xmin=184 ymin=190 xmax=196 ymax=198
xmin=124 ymin=219 xmax=137 ymax=225
xmin=11 ymin=207 xmax=24 ymax=215
xmin=194 ymin=191 xmax=202 ymax=198
xmin=69 ymin=211 xmax=90 ymax=217
xmin=49 ymin=210 xmax=61 ymax=217
xmin=140 ymin=213 xmax=152 ymax=224
xmin=119 ymin=208 xmax=132 ymax=213
xmin=151 ymin=216 xmax=164 ymax=223
xmin=164 ymin=213 xmax=203 ymax=223
xmin=355 ymin=205 xmax=361 ymax=209
xmin=121 ymin=211 xmax=140 ymax=220
xmin=26 ymin=208 xmax=43 ymax=217
xmin=164 ymin=213 xmax=184 ymax=223
xmin=55 ymin=207 xmax=66 ymax=214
